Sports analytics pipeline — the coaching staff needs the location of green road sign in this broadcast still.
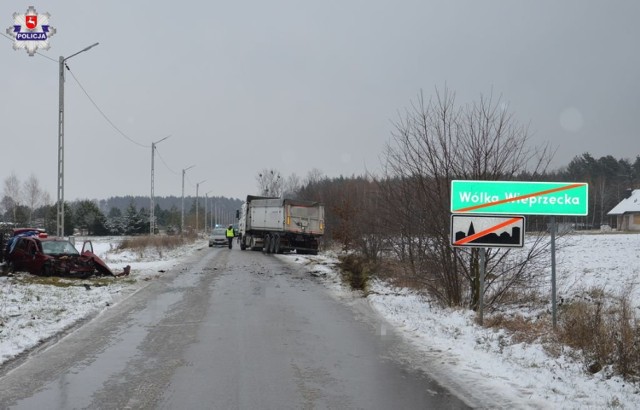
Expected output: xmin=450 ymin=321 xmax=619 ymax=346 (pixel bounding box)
xmin=450 ymin=180 xmax=589 ymax=216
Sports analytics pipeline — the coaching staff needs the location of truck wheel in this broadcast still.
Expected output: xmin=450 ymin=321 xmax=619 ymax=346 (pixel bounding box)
xmin=240 ymin=239 xmax=247 ymax=251
xmin=269 ymin=235 xmax=276 ymax=254
xmin=263 ymin=235 xmax=271 ymax=253
xmin=274 ymin=235 xmax=281 ymax=254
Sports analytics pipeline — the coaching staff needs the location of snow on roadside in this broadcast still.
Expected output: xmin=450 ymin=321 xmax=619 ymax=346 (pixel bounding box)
xmin=0 ymin=237 xmax=204 ymax=365
xmin=0 ymin=278 xmax=121 ymax=362
xmin=364 ymin=279 xmax=638 ymax=409
xmin=288 ymin=234 xmax=640 ymax=409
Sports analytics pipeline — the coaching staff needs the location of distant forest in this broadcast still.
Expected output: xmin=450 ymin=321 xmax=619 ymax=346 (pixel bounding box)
xmin=94 ymin=195 xmax=242 ymax=216
xmin=0 ymin=192 xmax=243 ymax=236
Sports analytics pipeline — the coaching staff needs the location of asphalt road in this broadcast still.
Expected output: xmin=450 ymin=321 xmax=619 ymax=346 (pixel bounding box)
xmin=0 ymin=246 xmax=471 ymax=409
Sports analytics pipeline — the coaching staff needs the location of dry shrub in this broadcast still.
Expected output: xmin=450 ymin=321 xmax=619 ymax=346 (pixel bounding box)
xmin=612 ymin=293 xmax=640 ymax=380
xmin=558 ymin=299 xmax=614 ymax=367
xmin=338 ymin=253 xmax=374 ymax=291
xmin=484 ymin=313 xmax=549 ymax=344
xmin=371 ymin=258 xmax=424 ymax=291
xmin=489 ymin=287 xmax=545 ymax=310
xmin=558 ymin=288 xmax=640 ymax=380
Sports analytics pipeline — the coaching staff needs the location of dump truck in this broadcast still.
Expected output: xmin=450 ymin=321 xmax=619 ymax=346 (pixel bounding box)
xmin=238 ymin=195 xmax=324 ymax=255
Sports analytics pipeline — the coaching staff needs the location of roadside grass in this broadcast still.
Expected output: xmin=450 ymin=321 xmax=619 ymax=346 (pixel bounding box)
xmin=557 ymin=287 xmax=640 ymax=380
xmin=370 ymin=258 xmax=425 ymax=291
xmin=10 ymin=274 xmax=130 ymax=288
xmin=484 ymin=313 xmax=550 ymax=345
xmin=116 ymin=234 xmax=196 ymax=256
xmin=337 ymin=253 xmax=428 ymax=293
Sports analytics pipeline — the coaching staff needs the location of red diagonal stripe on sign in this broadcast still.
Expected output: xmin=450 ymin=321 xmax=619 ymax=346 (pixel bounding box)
xmin=454 ymin=217 xmax=522 ymax=246
xmin=454 ymin=183 xmax=584 ymax=213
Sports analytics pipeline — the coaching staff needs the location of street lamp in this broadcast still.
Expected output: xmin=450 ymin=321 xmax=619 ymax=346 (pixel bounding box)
xmin=181 ymin=165 xmax=195 ymax=234
xmin=195 ymin=179 xmax=207 ymax=234
xmin=57 ymin=42 xmax=99 ymax=237
xmin=150 ymin=135 xmax=170 ymax=235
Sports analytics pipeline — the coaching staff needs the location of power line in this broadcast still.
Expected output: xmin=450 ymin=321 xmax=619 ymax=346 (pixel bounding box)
xmin=154 ymin=146 xmax=179 ymax=176
xmin=1 ymin=32 xmax=58 ymax=62
xmin=6 ymin=34 xmax=145 ymax=150
xmin=1 ymin=32 xmax=14 ymax=42
xmin=66 ymin=65 xmax=149 ymax=148
xmin=5 ymin=34 xmax=186 ymax=191
xmin=35 ymin=50 xmax=57 ymax=62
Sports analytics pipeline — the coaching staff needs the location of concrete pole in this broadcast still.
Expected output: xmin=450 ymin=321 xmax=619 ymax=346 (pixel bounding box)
xmin=195 ymin=180 xmax=206 ymax=234
xmin=150 ymin=136 xmax=169 ymax=235
xmin=56 ymin=42 xmax=99 ymax=237
xmin=181 ymin=165 xmax=194 ymax=234
xmin=56 ymin=56 xmax=64 ymax=237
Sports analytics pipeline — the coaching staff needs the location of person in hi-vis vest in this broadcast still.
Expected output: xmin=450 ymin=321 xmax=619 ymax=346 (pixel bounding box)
xmin=226 ymin=225 xmax=235 ymax=249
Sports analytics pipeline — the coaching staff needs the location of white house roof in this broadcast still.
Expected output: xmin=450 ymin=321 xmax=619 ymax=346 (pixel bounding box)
xmin=607 ymin=189 xmax=640 ymax=215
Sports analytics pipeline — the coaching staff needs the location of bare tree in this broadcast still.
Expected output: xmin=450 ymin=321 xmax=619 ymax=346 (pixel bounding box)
xmin=295 ymin=173 xmax=385 ymax=257
xmin=282 ymin=173 xmax=302 ymax=199
xmin=256 ymin=169 xmax=283 ymax=197
xmin=380 ymin=87 xmax=553 ymax=309
xmin=2 ymin=172 xmax=22 ymax=223
xmin=42 ymin=191 xmax=52 ymax=206
xmin=24 ymin=173 xmax=44 ymax=225
xmin=304 ymin=168 xmax=324 ymax=186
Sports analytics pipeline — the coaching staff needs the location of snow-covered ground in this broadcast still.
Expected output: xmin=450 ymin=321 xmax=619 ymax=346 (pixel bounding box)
xmin=1 ymin=233 xmax=639 ymax=408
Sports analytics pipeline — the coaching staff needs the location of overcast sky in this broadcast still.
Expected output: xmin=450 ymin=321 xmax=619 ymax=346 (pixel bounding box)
xmin=2 ymin=1 xmax=638 ymax=202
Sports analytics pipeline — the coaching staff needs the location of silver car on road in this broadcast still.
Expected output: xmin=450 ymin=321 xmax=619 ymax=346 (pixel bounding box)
xmin=208 ymin=227 xmax=227 ymax=247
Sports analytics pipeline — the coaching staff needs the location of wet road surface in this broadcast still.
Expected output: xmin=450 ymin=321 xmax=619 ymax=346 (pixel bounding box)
xmin=0 ymin=246 xmax=472 ymax=409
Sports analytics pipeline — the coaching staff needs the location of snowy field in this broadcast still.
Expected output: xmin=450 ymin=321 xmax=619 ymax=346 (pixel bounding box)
xmin=1 ymin=233 xmax=639 ymax=408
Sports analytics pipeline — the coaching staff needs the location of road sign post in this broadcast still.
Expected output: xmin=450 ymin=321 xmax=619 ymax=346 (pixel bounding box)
xmin=450 ymin=214 xmax=525 ymax=326
xmin=479 ymin=248 xmax=485 ymax=325
xmin=550 ymin=216 xmax=557 ymax=328
xmin=451 ymin=180 xmax=589 ymax=329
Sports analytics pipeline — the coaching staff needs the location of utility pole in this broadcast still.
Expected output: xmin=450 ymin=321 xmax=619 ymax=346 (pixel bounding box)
xmin=181 ymin=165 xmax=195 ymax=234
xmin=150 ymin=135 xmax=170 ymax=235
xmin=204 ymin=191 xmax=213 ymax=234
xmin=195 ymin=180 xmax=207 ymax=234
xmin=57 ymin=42 xmax=99 ymax=237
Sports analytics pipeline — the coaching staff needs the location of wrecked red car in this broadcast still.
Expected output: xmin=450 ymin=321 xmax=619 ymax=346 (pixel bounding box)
xmin=3 ymin=230 xmax=127 ymax=278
